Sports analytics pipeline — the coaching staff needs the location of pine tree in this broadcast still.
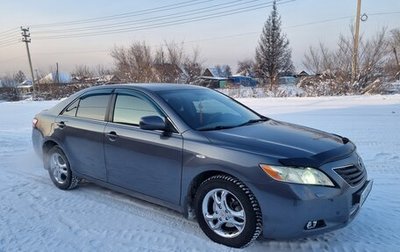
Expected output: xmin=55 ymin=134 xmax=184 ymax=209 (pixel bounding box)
xmin=255 ymin=0 xmax=294 ymax=88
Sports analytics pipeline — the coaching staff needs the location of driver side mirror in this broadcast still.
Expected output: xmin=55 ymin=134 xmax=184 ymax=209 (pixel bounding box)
xmin=139 ymin=116 xmax=167 ymax=131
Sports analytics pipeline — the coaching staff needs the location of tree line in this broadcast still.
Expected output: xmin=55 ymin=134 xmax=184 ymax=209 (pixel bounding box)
xmin=1 ymin=0 xmax=399 ymax=100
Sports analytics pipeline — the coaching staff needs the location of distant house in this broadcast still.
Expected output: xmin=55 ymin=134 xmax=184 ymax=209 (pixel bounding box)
xmin=96 ymin=74 xmax=121 ymax=84
xmin=278 ymin=76 xmax=297 ymax=85
xmin=229 ymin=75 xmax=258 ymax=87
xmin=17 ymin=80 xmax=33 ymax=94
xmin=202 ymin=67 xmax=221 ymax=78
xmin=153 ymin=63 xmax=188 ymax=83
xmin=196 ymin=76 xmax=229 ymax=89
xmin=296 ymin=70 xmax=309 ymax=78
xmin=39 ymin=72 xmax=72 ymax=84
xmin=196 ymin=67 xmax=231 ymax=88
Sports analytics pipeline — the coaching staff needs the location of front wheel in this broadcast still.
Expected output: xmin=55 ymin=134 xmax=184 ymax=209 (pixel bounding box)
xmin=46 ymin=146 xmax=79 ymax=190
xmin=194 ymin=175 xmax=262 ymax=248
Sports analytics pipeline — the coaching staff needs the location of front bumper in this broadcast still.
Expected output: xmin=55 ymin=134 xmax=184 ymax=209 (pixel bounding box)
xmin=250 ymin=156 xmax=372 ymax=240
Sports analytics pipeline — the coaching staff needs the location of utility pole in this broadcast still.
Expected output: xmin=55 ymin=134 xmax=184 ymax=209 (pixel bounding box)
xmin=351 ymin=0 xmax=362 ymax=83
xmin=21 ymin=26 xmax=36 ymax=97
xmin=56 ymin=62 xmax=59 ymax=84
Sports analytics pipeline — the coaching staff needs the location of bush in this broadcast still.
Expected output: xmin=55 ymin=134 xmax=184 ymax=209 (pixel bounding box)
xmin=0 ymin=87 xmax=20 ymax=101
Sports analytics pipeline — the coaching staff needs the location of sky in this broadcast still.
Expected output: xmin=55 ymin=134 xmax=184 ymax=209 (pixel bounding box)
xmin=0 ymin=0 xmax=399 ymax=78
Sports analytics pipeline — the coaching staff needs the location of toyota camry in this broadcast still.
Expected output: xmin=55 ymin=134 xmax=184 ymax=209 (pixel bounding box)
xmin=32 ymin=84 xmax=372 ymax=248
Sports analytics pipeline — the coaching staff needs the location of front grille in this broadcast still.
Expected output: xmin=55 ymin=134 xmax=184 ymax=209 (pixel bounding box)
xmin=334 ymin=165 xmax=365 ymax=186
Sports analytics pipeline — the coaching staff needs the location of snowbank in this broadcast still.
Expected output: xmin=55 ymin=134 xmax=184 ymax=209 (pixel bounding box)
xmin=0 ymin=95 xmax=399 ymax=251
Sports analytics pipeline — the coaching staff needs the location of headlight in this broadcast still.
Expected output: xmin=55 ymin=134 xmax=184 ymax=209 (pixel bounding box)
xmin=259 ymin=164 xmax=334 ymax=186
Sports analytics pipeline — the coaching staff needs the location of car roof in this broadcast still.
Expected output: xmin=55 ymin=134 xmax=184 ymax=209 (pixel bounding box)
xmin=44 ymin=83 xmax=207 ymax=116
xmin=87 ymin=83 xmax=206 ymax=92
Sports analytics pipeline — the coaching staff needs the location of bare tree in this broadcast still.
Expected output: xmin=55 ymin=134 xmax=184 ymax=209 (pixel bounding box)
xmin=303 ymin=43 xmax=335 ymax=75
xmin=237 ymin=59 xmax=255 ymax=77
xmin=0 ymin=74 xmax=17 ymax=87
xmin=303 ymin=47 xmax=321 ymax=74
xmin=357 ymin=27 xmax=389 ymax=86
xmin=165 ymin=41 xmax=184 ymax=66
xmin=303 ymin=26 xmax=391 ymax=93
xmin=111 ymin=40 xmax=203 ymax=83
xmin=71 ymin=65 xmax=94 ymax=78
xmin=385 ymin=28 xmax=400 ymax=79
xmin=183 ymin=47 xmax=203 ymax=83
xmin=95 ymin=64 xmax=113 ymax=76
xmin=153 ymin=41 xmax=185 ymax=83
xmin=224 ymin=65 xmax=232 ymax=77
xmin=0 ymin=73 xmax=19 ymax=101
xmin=111 ymin=41 xmax=155 ymax=82
xmin=211 ymin=65 xmax=231 ymax=77
xmin=13 ymin=70 xmax=26 ymax=84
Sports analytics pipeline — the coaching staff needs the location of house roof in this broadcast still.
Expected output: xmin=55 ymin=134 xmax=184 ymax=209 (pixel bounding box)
xmin=298 ymin=70 xmax=309 ymax=76
xmin=17 ymin=80 xmax=33 ymax=88
xmin=203 ymin=67 xmax=221 ymax=77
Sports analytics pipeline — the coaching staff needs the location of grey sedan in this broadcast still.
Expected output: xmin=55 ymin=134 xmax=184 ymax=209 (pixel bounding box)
xmin=32 ymin=84 xmax=372 ymax=248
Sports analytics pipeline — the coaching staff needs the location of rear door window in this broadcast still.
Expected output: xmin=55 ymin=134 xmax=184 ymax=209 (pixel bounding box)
xmin=61 ymin=92 xmax=111 ymax=121
xmin=76 ymin=94 xmax=110 ymax=121
xmin=62 ymin=99 xmax=79 ymax=117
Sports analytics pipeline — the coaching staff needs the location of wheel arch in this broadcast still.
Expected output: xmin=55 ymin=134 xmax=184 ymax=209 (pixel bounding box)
xmin=41 ymin=139 xmax=71 ymax=171
xmin=41 ymin=140 xmax=59 ymax=168
xmin=42 ymin=140 xmax=58 ymax=155
xmin=184 ymin=169 xmax=249 ymax=219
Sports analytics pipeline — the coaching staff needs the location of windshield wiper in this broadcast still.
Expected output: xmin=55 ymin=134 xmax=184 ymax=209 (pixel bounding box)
xmin=237 ymin=117 xmax=269 ymax=127
xmin=198 ymin=125 xmax=237 ymax=131
xmin=198 ymin=117 xmax=268 ymax=131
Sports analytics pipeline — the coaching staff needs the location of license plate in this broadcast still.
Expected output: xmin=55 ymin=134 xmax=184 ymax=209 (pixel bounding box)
xmin=359 ymin=180 xmax=373 ymax=206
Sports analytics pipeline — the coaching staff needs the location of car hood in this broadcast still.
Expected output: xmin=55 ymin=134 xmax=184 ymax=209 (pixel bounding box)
xmin=202 ymin=120 xmax=354 ymax=166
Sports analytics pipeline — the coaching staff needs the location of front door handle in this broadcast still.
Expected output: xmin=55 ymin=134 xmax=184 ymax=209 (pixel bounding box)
xmin=107 ymin=131 xmax=118 ymax=141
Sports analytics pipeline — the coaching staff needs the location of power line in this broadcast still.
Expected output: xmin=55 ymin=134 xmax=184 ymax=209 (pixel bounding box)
xmin=0 ymin=41 xmax=20 ymax=48
xmin=368 ymin=11 xmax=400 ymax=16
xmin=33 ymin=49 xmax=109 ymax=56
xmin=0 ymin=27 xmax=19 ymax=36
xmin=0 ymin=32 xmax=19 ymax=41
xmin=33 ymin=0 xmax=256 ymax=34
xmin=283 ymin=15 xmax=353 ymax=29
xmin=0 ymin=36 xmax=19 ymax=44
xmin=33 ymin=0 xmax=292 ymax=40
xmin=31 ymin=0 xmax=214 ymax=28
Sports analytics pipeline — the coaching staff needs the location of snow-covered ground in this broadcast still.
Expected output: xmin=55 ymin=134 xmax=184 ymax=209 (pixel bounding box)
xmin=1 ymin=95 xmax=399 ymax=251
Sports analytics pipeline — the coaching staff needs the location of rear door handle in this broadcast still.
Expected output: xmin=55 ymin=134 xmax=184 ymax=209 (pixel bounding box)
xmin=107 ymin=131 xmax=118 ymax=141
xmin=57 ymin=121 xmax=66 ymax=128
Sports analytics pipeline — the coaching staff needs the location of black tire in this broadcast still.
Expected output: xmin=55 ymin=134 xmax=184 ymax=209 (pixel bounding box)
xmin=46 ymin=146 xmax=79 ymax=190
xmin=194 ymin=175 xmax=262 ymax=248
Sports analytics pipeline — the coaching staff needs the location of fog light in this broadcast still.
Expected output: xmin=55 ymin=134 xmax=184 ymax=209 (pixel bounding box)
xmin=305 ymin=220 xmax=318 ymax=230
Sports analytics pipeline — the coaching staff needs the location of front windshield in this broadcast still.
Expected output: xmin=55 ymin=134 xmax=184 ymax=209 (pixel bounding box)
xmin=157 ymin=88 xmax=263 ymax=130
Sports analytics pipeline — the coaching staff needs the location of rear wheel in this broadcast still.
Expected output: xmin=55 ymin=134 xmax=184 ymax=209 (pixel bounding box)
xmin=194 ymin=175 xmax=262 ymax=248
xmin=46 ymin=146 xmax=79 ymax=190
